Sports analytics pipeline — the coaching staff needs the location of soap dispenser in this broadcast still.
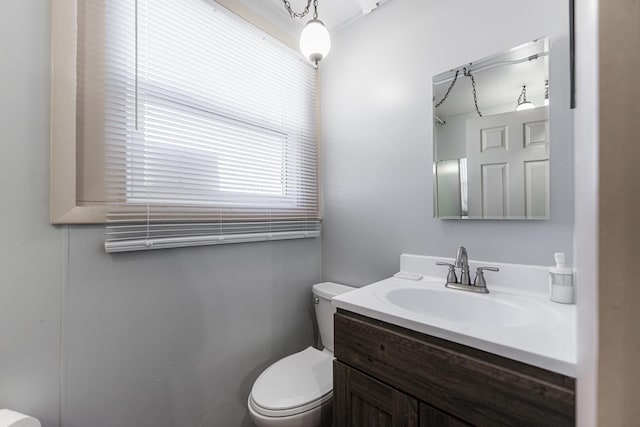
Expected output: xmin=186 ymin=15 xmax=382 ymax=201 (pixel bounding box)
xmin=549 ymin=252 xmax=574 ymax=304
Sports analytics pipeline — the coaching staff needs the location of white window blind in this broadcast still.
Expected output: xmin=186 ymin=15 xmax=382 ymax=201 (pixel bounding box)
xmin=77 ymin=0 xmax=320 ymax=252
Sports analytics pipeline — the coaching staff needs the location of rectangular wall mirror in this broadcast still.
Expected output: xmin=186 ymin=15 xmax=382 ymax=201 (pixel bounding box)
xmin=433 ymin=37 xmax=550 ymax=220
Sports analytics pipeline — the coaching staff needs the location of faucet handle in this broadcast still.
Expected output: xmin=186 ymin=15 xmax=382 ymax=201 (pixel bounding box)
xmin=436 ymin=262 xmax=458 ymax=284
xmin=474 ymin=266 xmax=499 ymax=288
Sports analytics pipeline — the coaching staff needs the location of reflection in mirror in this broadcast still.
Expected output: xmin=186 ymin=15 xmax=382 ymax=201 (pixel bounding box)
xmin=433 ymin=38 xmax=550 ymax=220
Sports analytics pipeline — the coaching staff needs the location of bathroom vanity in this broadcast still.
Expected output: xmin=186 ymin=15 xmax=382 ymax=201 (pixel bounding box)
xmin=331 ymin=254 xmax=577 ymax=426
xmin=333 ymin=310 xmax=574 ymax=426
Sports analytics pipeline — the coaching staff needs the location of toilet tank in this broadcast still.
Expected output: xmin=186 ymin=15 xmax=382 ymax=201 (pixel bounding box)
xmin=312 ymin=282 xmax=355 ymax=353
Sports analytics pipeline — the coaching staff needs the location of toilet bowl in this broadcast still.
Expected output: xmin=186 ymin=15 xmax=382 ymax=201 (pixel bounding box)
xmin=248 ymin=282 xmax=355 ymax=427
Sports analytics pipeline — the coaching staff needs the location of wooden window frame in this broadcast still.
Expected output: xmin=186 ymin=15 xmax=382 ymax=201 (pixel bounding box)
xmin=49 ymin=0 xmax=301 ymax=224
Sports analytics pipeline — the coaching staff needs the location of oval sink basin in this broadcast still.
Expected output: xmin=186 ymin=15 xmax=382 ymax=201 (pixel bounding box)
xmin=380 ymin=287 xmax=556 ymax=329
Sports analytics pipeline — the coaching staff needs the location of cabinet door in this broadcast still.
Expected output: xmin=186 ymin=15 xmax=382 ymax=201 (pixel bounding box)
xmin=419 ymin=403 xmax=472 ymax=427
xmin=334 ymin=361 xmax=418 ymax=427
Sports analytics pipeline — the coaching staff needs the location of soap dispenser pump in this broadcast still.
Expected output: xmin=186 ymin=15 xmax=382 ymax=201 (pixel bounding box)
xmin=549 ymin=252 xmax=574 ymax=304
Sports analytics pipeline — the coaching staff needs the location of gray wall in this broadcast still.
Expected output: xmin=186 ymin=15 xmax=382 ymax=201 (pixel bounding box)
xmin=0 ymin=1 xmax=321 ymax=426
xmin=320 ymin=0 xmax=574 ymax=286
xmin=63 ymin=229 xmax=320 ymax=427
xmin=0 ymin=1 xmax=62 ymax=426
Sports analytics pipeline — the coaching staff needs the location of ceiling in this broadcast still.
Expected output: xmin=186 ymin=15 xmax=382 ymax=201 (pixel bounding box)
xmin=264 ymin=0 xmax=382 ymax=31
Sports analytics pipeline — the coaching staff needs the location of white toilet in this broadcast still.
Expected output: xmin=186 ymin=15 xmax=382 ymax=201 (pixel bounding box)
xmin=248 ymin=282 xmax=354 ymax=427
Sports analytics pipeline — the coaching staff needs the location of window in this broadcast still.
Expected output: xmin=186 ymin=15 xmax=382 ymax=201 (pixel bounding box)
xmin=77 ymin=0 xmax=319 ymax=251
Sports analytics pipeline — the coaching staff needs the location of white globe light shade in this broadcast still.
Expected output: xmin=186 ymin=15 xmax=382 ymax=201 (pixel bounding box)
xmin=515 ymin=101 xmax=536 ymax=111
xmin=300 ymin=19 xmax=331 ymax=65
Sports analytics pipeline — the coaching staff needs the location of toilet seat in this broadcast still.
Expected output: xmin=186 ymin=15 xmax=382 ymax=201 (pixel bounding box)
xmin=249 ymin=346 xmax=333 ymax=417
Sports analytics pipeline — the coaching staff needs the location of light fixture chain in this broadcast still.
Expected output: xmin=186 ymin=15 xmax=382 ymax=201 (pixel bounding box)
xmin=281 ymin=0 xmax=313 ymax=19
xmin=517 ymin=85 xmax=527 ymax=106
xmin=544 ymin=80 xmax=549 ymax=100
xmin=434 ymin=69 xmax=460 ymax=109
xmin=464 ymin=67 xmax=483 ymax=117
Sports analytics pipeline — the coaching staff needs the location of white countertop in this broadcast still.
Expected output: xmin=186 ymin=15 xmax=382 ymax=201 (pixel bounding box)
xmin=332 ymin=255 xmax=577 ymax=377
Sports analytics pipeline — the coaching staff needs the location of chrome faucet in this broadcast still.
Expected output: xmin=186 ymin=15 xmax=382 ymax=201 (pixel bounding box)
xmin=455 ymin=246 xmax=471 ymax=285
xmin=436 ymin=246 xmax=499 ymax=294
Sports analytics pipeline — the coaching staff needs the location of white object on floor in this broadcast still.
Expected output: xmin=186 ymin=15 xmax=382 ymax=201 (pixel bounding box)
xmin=0 ymin=410 xmax=41 ymax=427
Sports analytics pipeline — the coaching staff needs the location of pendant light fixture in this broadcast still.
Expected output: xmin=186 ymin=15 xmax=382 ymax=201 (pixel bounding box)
xmin=515 ymin=85 xmax=535 ymax=111
xmin=281 ymin=0 xmax=330 ymax=66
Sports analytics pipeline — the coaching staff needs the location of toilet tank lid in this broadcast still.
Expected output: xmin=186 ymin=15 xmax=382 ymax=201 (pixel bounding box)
xmin=312 ymin=282 xmax=355 ymax=300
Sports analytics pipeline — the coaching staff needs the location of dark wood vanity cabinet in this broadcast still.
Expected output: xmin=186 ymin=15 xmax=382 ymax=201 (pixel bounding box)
xmin=334 ymin=361 xmax=419 ymax=426
xmin=333 ymin=310 xmax=575 ymax=427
